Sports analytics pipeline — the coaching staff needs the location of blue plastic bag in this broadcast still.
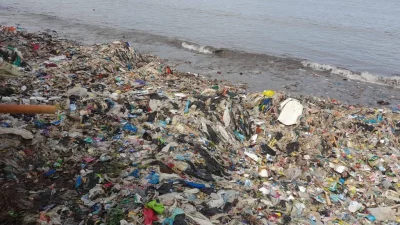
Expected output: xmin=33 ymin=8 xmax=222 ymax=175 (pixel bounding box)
xmin=184 ymin=181 xmax=206 ymax=189
xmin=184 ymin=100 xmax=191 ymax=114
xmin=146 ymin=171 xmax=160 ymax=184
xmin=234 ymin=130 xmax=245 ymax=142
xmin=76 ymin=175 xmax=82 ymax=188
xmin=129 ymin=169 xmax=140 ymax=178
xmin=123 ymin=123 xmax=138 ymax=133
xmin=44 ymin=169 xmax=56 ymax=177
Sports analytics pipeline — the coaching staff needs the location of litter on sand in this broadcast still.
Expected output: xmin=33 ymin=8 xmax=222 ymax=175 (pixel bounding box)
xmin=1 ymin=26 xmax=400 ymax=225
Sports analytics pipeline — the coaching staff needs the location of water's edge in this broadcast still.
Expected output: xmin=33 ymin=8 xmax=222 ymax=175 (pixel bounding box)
xmin=1 ymin=9 xmax=399 ymax=107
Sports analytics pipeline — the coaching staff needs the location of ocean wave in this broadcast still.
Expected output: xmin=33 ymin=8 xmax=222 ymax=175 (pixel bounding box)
xmin=302 ymin=61 xmax=400 ymax=88
xmin=182 ymin=42 xmax=213 ymax=54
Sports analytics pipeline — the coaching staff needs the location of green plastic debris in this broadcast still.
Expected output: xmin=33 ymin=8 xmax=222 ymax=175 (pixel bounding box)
xmin=8 ymin=210 xmax=19 ymax=217
xmin=13 ymin=55 xmax=21 ymax=67
xmin=84 ymin=137 xmax=93 ymax=143
xmin=146 ymin=200 xmax=165 ymax=214
xmin=6 ymin=46 xmax=22 ymax=67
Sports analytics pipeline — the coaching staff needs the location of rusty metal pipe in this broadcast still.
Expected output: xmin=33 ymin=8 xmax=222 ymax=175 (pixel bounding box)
xmin=0 ymin=104 xmax=56 ymax=114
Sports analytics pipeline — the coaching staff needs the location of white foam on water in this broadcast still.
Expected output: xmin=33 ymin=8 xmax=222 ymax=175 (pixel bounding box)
xmin=182 ymin=42 xmax=212 ymax=54
xmin=302 ymin=61 xmax=400 ymax=88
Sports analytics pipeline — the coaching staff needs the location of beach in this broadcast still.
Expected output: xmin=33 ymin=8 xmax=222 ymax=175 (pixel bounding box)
xmin=1 ymin=27 xmax=400 ymax=224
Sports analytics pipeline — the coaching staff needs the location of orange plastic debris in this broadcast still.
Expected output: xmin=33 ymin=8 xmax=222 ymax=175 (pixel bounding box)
xmin=1 ymin=26 xmax=16 ymax=33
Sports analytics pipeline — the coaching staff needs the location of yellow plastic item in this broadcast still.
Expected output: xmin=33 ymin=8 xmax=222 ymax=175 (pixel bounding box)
xmin=262 ymin=90 xmax=275 ymax=97
xmin=269 ymin=138 xmax=277 ymax=147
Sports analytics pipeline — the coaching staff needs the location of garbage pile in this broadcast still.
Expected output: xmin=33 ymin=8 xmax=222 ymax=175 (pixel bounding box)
xmin=1 ymin=27 xmax=400 ymax=225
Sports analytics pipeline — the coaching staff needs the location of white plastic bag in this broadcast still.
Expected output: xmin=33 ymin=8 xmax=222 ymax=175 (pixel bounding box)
xmin=278 ymin=98 xmax=303 ymax=125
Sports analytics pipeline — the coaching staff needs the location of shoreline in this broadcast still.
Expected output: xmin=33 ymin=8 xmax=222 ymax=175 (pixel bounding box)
xmin=1 ymin=28 xmax=400 ymax=224
xmin=2 ymin=2 xmax=400 ymax=79
xmin=0 ymin=10 xmax=400 ymax=106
